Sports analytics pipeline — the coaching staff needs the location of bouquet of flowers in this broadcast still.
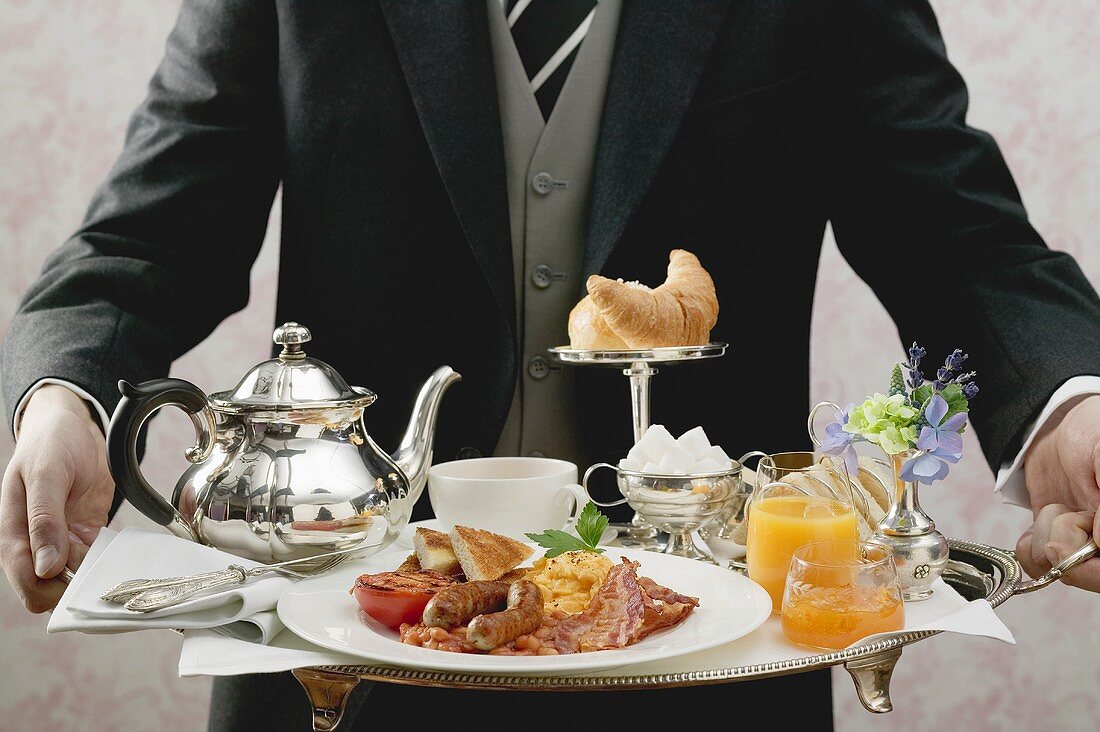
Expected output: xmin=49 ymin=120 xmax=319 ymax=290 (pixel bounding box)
xmin=820 ymin=343 xmax=979 ymax=485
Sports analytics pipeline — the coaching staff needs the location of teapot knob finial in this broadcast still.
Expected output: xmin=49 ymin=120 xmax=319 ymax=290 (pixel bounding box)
xmin=274 ymin=322 xmax=311 ymax=360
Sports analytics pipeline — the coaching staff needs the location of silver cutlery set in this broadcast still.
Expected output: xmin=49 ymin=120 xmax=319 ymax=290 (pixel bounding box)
xmin=99 ymin=546 xmax=364 ymax=613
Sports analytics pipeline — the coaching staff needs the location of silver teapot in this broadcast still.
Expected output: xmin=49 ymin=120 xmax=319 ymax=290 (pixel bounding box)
xmin=105 ymin=322 xmax=460 ymax=563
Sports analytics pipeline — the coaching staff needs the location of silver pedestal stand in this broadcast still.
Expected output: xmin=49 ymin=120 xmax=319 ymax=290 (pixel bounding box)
xmin=548 ymin=342 xmax=728 ymax=549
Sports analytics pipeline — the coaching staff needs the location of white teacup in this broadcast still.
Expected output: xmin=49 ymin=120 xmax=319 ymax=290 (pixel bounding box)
xmin=427 ymin=457 xmax=588 ymax=537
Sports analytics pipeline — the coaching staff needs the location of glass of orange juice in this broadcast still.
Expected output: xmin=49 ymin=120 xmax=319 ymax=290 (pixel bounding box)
xmin=781 ymin=540 xmax=904 ymax=651
xmin=745 ymin=452 xmax=860 ymax=611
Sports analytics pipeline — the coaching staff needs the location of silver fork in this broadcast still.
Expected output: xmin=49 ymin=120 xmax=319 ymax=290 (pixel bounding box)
xmin=100 ymin=546 xmax=365 ymax=613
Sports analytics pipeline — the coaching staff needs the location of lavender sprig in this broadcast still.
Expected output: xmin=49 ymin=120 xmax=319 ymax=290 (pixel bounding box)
xmin=945 ymin=349 xmax=968 ymax=371
xmin=904 ymin=342 xmax=927 ymax=402
xmin=933 ymin=349 xmax=969 ymax=391
xmin=954 ymin=371 xmax=977 ymax=385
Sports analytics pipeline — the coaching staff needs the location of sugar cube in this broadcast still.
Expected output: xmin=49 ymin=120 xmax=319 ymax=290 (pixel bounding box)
xmin=634 ymin=424 xmax=677 ymax=463
xmin=641 ymin=461 xmax=663 ymax=474
xmin=676 ymin=426 xmax=713 ymax=459
xmin=626 ymin=442 xmax=652 ymax=465
xmin=694 ymin=457 xmax=723 ymax=474
xmin=618 ymin=457 xmax=643 ymax=471
xmin=702 ymin=444 xmax=733 ymax=468
xmin=667 ymin=440 xmax=695 ymax=466
xmin=657 ymin=444 xmax=693 ymax=475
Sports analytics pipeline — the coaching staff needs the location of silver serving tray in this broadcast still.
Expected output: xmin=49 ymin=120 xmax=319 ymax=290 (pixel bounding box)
xmin=292 ymin=537 xmax=1097 ymax=730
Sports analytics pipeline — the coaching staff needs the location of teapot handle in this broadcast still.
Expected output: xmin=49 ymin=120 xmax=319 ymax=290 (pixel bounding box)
xmin=106 ymin=378 xmax=215 ymax=542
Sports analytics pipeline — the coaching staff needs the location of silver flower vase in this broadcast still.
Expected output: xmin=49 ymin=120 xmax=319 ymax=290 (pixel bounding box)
xmin=866 ymin=450 xmax=950 ymax=601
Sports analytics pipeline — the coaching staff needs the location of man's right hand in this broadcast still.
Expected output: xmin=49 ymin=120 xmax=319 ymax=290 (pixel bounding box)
xmin=1 ymin=384 xmax=114 ymax=612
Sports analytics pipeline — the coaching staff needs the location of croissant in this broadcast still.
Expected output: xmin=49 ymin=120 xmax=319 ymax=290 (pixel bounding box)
xmin=567 ymin=249 xmax=719 ymax=349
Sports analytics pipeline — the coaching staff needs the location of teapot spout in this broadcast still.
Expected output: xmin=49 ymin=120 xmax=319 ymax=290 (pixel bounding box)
xmin=391 ymin=366 xmax=461 ymax=505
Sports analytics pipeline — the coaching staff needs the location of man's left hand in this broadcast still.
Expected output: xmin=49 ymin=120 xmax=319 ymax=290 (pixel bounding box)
xmin=1016 ymin=394 xmax=1100 ymax=591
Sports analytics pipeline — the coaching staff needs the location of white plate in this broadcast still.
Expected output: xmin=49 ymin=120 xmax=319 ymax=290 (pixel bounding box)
xmin=395 ymin=518 xmax=617 ymax=549
xmin=277 ymin=544 xmax=772 ymax=675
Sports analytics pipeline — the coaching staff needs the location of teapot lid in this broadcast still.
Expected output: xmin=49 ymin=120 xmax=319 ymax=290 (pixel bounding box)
xmin=208 ymin=322 xmax=376 ymax=413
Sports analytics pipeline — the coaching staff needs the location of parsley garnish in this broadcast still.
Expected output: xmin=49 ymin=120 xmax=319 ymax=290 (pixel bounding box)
xmin=525 ymin=502 xmax=609 ymax=558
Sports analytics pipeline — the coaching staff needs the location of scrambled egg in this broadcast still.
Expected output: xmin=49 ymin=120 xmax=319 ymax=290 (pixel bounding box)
xmin=525 ymin=550 xmax=613 ymax=614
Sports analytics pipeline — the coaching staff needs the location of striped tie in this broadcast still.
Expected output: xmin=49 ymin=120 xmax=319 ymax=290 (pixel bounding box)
xmin=507 ymin=0 xmax=599 ymax=120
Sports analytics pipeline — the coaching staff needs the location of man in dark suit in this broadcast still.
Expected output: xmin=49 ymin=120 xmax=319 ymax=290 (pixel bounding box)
xmin=3 ymin=1 xmax=1099 ymax=729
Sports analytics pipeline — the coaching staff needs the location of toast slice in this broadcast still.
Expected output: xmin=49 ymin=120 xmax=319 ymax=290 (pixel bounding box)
xmin=413 ymin=528 xmax=462 ymax=575
xmin=396 ymin=552 xmax=422 ymax=572
xmin=449 ymin=525 xmax=534 ymax=581
xmin=855 ymin=456 xmax=894 ymax=513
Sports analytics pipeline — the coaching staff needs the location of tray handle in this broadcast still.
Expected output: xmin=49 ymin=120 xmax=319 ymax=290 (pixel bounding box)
xmin=292 ymin=668 xmax=361 ymax=731
xmin=844 ymin=648 xmax=903 ymax=714
xmin=1014 ymin=539 xmax=1098 ymax=594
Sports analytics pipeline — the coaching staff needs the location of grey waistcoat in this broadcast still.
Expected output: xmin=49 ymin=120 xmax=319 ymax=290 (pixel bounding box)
xmin=486 ymin=0 xmax=622 ymax=466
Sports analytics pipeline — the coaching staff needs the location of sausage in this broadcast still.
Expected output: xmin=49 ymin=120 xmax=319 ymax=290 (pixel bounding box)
xmin=467 ymin=580 xmax=544 ymax=651
xmin=422 ymin=580 xmax=509 ymax=629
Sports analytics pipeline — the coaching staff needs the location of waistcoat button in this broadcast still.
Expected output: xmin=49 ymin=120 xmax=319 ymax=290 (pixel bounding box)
xmin=531 ymin=171 xmax=568 ymax=195
xmin=527 ymin=355 xmax=551 ymax=379
xmin=531 ymin=264 xmax=554 ymax=289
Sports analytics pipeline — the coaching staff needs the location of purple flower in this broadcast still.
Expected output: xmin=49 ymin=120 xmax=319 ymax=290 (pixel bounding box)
xmin=899 ymin=394 xmax=967 ymax=485
xmin=917 ymin=394 xmax=967 ymax=457
xmin=905 ymin=342 xmax=927 ymax=390
xmin=945 ymin=349 xmax=968 ymax=371
xmin=819 ymin=403 xmax=859 ymax=476
xmin=899 ymin=451 xmax=951 ymax=484
xmin=932 ymin=349 xmax=970 ymax=390
xmin=932 ymin=447 xmax=962 ymax=464
xmin=963 ymin=382 xmax=979 ymax=399
xmin=907 ymin=343 xmax=927 ymax=368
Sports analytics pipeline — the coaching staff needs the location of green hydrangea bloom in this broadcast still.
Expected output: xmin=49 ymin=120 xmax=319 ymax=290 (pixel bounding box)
xmin=844 ymin=393 xmax=919 ymax=454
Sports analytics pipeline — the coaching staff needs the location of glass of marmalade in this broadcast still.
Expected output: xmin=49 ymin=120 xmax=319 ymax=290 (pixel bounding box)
xmin=781 ymin=540 xmax=904 ymax=651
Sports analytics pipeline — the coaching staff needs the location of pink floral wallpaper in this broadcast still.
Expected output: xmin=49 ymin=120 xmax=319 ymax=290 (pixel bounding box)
xmin=0 ymin=1 xmax=1097 ymax=729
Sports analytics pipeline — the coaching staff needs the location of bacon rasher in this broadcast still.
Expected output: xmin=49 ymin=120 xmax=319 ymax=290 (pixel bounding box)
xmin=636 ymin=575 xmax=699 ymax=641
xmin=548 ymin=558 xmax=699 ymax=653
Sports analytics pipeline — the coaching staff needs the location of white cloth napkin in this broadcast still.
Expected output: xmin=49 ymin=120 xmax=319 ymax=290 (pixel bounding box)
xmin=49 ymin=526 xmax=292 ymax=644
xmin=179 ymin=627 xmax=363 ymax=676
xmin=847 ymin=578 xmax=1015 ymax=647
xmin=603 ymin=579 xmax=1014 ymax=681
xmin=177 ymin=576 xmax=1012 ymax=678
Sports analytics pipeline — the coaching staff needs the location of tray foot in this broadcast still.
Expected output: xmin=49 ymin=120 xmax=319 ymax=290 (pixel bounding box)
xmin=844 ymin=648 xmax=902 ymax=714
xmin=292 ymin=668 xmax=362 ymax=731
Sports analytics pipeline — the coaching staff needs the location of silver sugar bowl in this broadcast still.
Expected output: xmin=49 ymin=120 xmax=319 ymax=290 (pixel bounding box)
xmin=583 ymin=461 xmax=745 ymax=563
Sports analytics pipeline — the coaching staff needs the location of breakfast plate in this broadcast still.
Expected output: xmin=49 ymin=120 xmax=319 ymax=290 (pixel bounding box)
xmin=395 ymin=518 xmax=617 ymax=549
xmin=277 ymin=544 xmax=772 ymax=675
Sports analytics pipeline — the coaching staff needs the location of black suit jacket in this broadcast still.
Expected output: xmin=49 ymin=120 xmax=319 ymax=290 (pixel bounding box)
xmin=5 ymin=0 xmax=1100 ymax=516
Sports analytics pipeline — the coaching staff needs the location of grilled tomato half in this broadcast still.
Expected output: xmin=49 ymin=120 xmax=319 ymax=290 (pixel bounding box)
xmin=351 ymin=570 xmax=458 ymax=630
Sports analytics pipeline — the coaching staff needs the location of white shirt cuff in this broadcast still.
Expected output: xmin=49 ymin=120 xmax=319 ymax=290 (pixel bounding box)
xmin=12 ymin=378 xmax=111 ymax=440
xmin=994 ymin=375 xmax=1100 ymax=509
